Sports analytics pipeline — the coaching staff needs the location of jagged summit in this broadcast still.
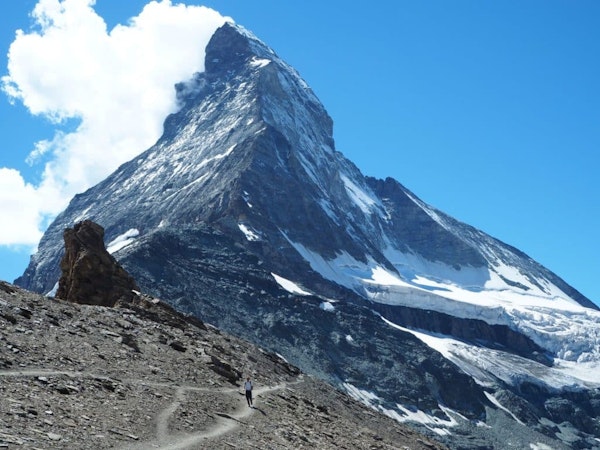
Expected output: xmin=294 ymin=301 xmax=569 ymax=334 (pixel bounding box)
xmin=16 ymin=22 xmax=600 ymax=449
xmin=205 ymin=22 xmax=255 ymax=75
xmin=203 ymin=22 xmax=274 ymax=76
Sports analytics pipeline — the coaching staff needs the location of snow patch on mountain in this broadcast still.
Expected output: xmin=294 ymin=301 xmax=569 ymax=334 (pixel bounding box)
xmin=249 ymin=56 xmax=271 ymax=68
xmin=343 ymin=382 xmax=460 ymax=436
xmin=365 ymin=266 xmax=406 ymax=286
xmin=382 ymin=316 xmax=600 ymax=387
xmin=284 ymin=239 xmax=357 ymax=290
xmin=242 ymin=191 xmax=253 ymax=208
xmin=73 ymin=206 xmax=93 ymax=224
xmin=195 ymin=144 xmax=237 ymax=171
xmin=47 ymin=281 xmax=58 ymax=298
xmin=107 ymin=229 xmax=140 ymax=254
xmin=297 ymin=152 xmax=322 ymax=187
xmin=340 ymin=173 xmax=380 ymax=215
xmin=530 ymin=444 xmax=556 ymax=450
xmin=317 ymin=198 xmax=339 ymax=223
xmin=238 ymin=223 xmax=260 ymax=241
xmin=382 ymin=245 xmax=490 ymax=289
xmin=271 ymin=273 xmax=311 ymax=296
xmin=286 ymin=237 xmax=409 ymax=293
xmin=391 ymin=404 xmax=460 ymax=437
xmin=320 ymin=301 xmax=335 ymax=312
xmin=484 ymin=392 xmax=525 ymax=425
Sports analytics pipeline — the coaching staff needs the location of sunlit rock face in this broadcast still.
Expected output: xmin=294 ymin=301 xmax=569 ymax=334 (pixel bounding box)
xmin=17 ymin=23 xmax=600 ymax=449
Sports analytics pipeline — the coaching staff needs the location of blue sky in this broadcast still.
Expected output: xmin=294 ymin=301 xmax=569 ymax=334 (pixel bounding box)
xmin=0 ymin=1 xmax=598 ymax=305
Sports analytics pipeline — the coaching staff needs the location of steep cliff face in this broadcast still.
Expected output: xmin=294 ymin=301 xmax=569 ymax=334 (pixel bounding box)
xmin=16 ymin=23 xmax=600 ymax=449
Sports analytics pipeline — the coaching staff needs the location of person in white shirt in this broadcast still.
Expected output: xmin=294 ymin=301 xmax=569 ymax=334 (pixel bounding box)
xmin=244 ymin=377 xmax=253 ymax=407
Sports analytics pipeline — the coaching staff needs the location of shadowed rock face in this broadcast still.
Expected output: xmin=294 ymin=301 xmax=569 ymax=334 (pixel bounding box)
xmin=56 ymin=220 xmax=139 ymax=307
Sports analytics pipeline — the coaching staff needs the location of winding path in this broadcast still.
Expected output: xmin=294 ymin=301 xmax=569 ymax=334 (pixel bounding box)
xmin=0 ymin=369 xmax=302 ymax=449
xmin=123 ymin=380 xmax=295 ymax=450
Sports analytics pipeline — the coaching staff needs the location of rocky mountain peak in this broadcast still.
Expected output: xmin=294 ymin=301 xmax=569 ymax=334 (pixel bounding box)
xmin=205 ymin=22 xmax=259 ymax=76
xmin=14 ymin=21 xmax=600 ymax=449
xmin=55 ymin=220 xmax=139 ymax=307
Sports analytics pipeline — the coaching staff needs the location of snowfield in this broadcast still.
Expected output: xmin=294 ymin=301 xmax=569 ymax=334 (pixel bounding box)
xmin=286 ymin=235 xmax=600 ymax=386
xmin=107 ymin=228 xmax=140 ymax=254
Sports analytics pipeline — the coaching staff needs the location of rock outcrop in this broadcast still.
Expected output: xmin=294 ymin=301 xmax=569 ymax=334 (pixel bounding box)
xmin=56 ymin=220 xmax=139 ymax=307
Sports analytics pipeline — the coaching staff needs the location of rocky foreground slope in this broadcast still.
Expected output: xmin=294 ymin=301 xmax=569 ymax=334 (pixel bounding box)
xmin=0 ymin=280 xmax=445 ymax=450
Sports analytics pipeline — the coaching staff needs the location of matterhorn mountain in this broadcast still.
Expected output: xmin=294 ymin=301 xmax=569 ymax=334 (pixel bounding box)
xmin=17 ymin=23 xmax=600 ymax=449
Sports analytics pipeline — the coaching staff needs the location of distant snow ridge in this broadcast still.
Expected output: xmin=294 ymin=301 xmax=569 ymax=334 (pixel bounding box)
xmin=383 ymin=317 xmax=599 ymax=390
xmin=290 ymin=234 xmax=600 ymax=385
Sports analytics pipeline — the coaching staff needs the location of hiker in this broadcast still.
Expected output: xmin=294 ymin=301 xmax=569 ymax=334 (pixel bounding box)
xmin=244 ymin=376 xmax=253 ymax=407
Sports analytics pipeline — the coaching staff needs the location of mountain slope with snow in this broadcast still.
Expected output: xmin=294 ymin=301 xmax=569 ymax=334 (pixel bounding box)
xmin=16 ymin=23 xmax=600 ymax=449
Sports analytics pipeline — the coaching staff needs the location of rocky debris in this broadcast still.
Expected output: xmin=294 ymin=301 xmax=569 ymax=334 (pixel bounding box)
xmin=56 ymin=220 xmax=139 ymax=307
xmin=0 ymin=281 xmax=446 ymax=450
xmin=207 ymin=354 xmax=242 ymax=385
xmin=0 ymin=281 xmax=16 ymax=294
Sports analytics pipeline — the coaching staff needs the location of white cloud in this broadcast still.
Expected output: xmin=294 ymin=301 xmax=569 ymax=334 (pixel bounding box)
xmin=0 ymin=169 xmax=44 ymax=246
xmin=0 ymin=0 xmax=229 ymax=246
